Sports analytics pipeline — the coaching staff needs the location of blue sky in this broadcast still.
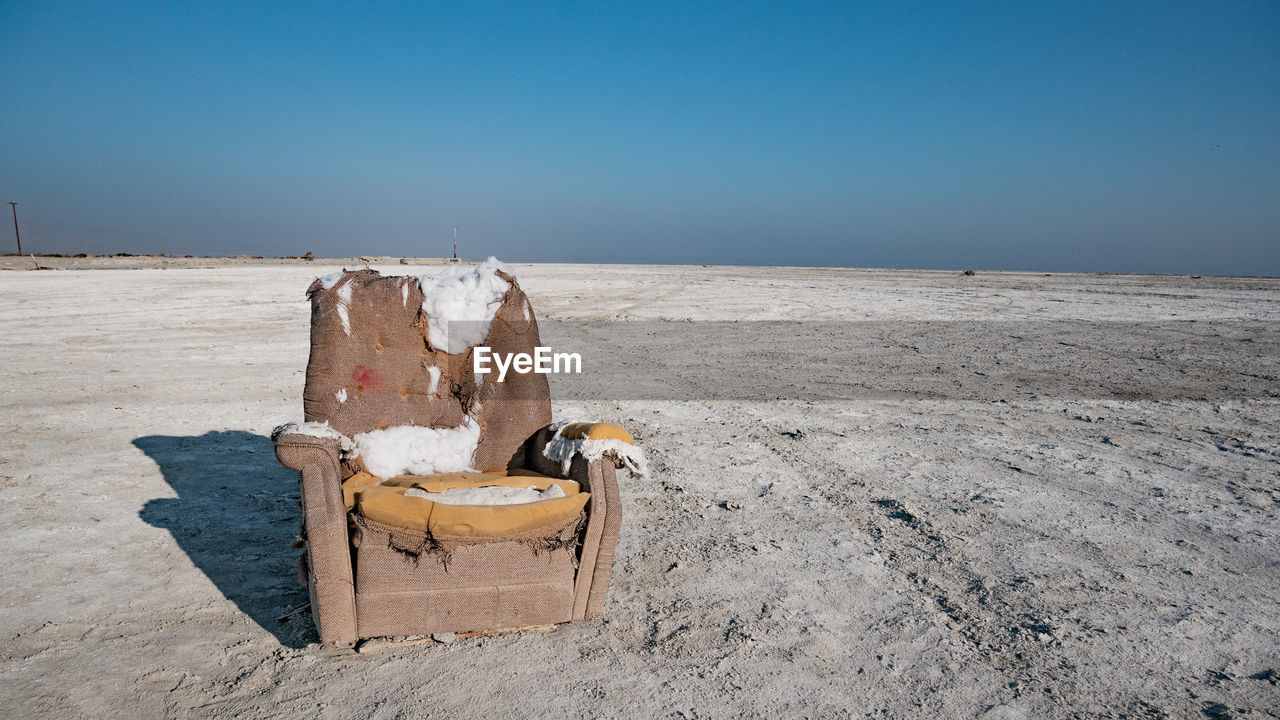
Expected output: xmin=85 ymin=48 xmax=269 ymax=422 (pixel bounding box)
xmin=2 ymin=1 xmax=1277 ymax=274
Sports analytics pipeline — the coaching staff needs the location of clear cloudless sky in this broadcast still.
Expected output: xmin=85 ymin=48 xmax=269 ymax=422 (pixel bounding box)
xmin=1 ymin=1 xmax=1278 ymax=274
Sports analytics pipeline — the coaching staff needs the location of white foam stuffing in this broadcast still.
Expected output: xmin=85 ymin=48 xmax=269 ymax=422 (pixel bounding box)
xmin=335 ymin=388 xmax=347 ymax=403
xmin=271 ymin=421 xmax=355 ymax=452
xmin=543 ymin=420 xmax=649 ymax=477
xmin=353 ymin=419 xmax=481 ymax=480
xmin=318 ymin=270 xmax=346 ymax=290
xmin=426 ymin=365 xmax=441 ymax=394
xmin=416 ymin=257 xmax=510 ymax=354
xmin=405 ymin=483 xmax=565 ymax=506
xmin=336 ymin=280 xmax=353 ymax=336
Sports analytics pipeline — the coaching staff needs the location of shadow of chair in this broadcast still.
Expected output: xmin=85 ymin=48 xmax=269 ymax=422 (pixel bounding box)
xmin=134 ymin=430 xmax=315 ymax=649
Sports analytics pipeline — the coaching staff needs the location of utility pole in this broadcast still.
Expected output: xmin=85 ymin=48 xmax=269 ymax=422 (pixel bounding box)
xmin=7 ymin=202 xmax=20 ymax=255
xmin=452 ymin=226 xmax=459 ymax=263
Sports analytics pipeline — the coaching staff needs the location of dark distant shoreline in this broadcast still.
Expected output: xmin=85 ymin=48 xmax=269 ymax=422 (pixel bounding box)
xmin=1 ymin=253 xmax=1278 ymax=281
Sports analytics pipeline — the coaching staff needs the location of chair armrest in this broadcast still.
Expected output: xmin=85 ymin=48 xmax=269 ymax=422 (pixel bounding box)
xmin=567 ymin=455 xmax=623 ymax=620
xmin=275 ymin=433 xmax=342 ymax=470
xmin=519 ymin=422 xmax=642 ymax=477
xmin=520 ymin=424 xmax=623 ymax=619
xmin=274 ymin=434 xmax=358 ymax=646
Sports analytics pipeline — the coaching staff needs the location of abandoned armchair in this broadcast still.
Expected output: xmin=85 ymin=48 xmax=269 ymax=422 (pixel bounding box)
xmin=273 ymin=259 xmax=644 ymax=647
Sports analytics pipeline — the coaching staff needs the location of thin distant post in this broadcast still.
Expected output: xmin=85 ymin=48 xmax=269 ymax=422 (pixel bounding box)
xmin=8 ymin=202 xmax=20 ymax=255
xmin=453 ymin=227 xmax=458 ymax=260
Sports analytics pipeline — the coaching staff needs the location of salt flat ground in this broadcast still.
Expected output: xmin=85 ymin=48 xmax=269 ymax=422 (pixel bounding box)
xmin=1 ymin=261 xmax=1278 ymax=719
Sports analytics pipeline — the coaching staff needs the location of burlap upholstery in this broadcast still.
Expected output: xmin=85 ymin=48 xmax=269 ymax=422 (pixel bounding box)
xmin=351 ymin=515 xmax=580 ymax=594
xmin=302 ymin=269 xmax=552 ymax=473
xmin=275 ymin=267 xmax=624 ymax=646
xmin=355 ymin=583 xmax=576 ymax=638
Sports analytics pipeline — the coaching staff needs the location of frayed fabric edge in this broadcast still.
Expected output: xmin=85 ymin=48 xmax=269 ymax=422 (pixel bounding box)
xmin=352 ymin=512 xmax=585 ymax=568
xmin=542 ymin=420 xmax=649 ymax=478
xmin=272 ymin=419 xmax=483 ymax=478
xmin=272 ymin=420 xmax=356 ymax=453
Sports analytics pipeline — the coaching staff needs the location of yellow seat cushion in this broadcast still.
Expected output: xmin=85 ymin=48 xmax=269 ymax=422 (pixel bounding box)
xmin=559 ymin=422 xmax=634 ymax=444
xmin=342 ymin=470 xmax=578 ymax=511
xmin=384 ymin=471 xmax=579 ymax=495
xmin=343 ymin=471 xmax=382 ymax=510
xmin=505 ymin=467 xmax=557 ymax=477
xmin=356 ymin=484 xmax=590 ymax=538
xmin=428 ymin=493 xmax=590 ymax=537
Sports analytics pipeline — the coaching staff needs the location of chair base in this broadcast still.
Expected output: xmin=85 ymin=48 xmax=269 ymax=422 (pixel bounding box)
xmin=354 ymin=581 xmax=576 ymax=638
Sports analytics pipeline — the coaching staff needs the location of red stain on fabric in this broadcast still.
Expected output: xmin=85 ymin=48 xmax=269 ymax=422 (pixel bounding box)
xmin=352 ymin=365 xmax=384 ymax=392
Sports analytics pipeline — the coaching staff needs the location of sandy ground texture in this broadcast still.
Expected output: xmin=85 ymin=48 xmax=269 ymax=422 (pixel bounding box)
xmin=1 ymin=260 xmax=1278 ymax=719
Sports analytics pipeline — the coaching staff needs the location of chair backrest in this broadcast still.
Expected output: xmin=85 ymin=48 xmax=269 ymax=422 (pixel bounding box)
xmin=302 ymin=265 xmax=552 ymax=472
